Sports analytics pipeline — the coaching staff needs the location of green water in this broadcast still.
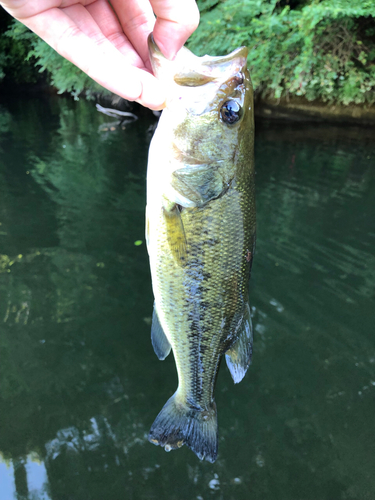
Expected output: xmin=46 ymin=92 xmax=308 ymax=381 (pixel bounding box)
xmin=0 ymin=95 xmax=374 ymax=500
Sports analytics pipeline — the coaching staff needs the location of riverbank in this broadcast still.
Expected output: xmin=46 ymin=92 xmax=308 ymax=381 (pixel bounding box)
xmin=1 ymin=82 xmax=375 ymax=127
xmin=256 ymin=96 xmax=375 ymax=125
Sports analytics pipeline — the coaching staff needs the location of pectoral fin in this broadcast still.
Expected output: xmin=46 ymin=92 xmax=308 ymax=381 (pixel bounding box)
xmin=163 ymin=202 xmax=187 ymax=266
xmin=225 ymin=303 xmax=253 ymax=384
xmin=151 ymin=305 xmax=171 ymax=360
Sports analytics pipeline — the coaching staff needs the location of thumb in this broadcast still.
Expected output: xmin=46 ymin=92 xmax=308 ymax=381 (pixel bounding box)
xmin=150 ymin=0 xmax=200 ymax=60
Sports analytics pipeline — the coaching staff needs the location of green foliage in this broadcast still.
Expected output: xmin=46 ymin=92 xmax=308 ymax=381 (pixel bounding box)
xmin=0 ymin=51 xmax=5 ymax=81
xmin=4 ymin=20 xmax=108 ymax=99
xmin=1 ymin=1 xmax=374 ymax=104
xmin=0 ymin=15 xmax=39 ymax=84
xmin=189 ymin=0 xmax=375 ymax=105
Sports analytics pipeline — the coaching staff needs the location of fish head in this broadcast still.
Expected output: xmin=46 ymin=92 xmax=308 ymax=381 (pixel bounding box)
xmin=148 ymin=34 xmax=253 ymax=170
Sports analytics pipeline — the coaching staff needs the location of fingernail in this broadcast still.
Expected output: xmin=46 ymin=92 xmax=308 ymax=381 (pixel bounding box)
xmin=162 ymin=48 xmax=176 ymax=61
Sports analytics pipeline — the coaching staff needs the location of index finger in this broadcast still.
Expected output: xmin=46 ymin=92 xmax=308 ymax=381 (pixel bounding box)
xmin=150 ymin=0 xmax=199 ymax=60
xmin=21 ymin=8 xmax=166 ymax=109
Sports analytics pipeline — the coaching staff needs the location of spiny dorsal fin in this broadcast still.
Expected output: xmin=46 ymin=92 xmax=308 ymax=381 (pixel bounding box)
xmin=163 ymin=203 xmax=187 ymax=266
xmin=151 ymin=305 xmax=171 ymax=360
xmin=225 ymin=303 xmax=253 ymax=384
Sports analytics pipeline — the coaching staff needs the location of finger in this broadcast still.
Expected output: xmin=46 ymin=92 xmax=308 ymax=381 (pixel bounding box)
xmin=150 ymin=0 xmax=200 ymax=60
xmin=1 ymin=0 xmax=92 ymax=19
xmin=85 ymin=0 xmax=143 ymax=67
xmin=23 ymin=8 xmax=166 ymax=107
xmin=136 ymin=69 xmax=166 ymax=110
xmin=110 ymin=0 xmax=155 ymax=69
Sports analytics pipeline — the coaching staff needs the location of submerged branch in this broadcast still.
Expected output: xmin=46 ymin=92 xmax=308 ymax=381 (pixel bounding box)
xmin=96 ymin=104 xmax=138 ymax=122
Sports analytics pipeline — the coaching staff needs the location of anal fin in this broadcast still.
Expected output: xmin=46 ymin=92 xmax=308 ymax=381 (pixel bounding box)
xmin=225 ymin=302 xmax=253 ymax=384
xmin=151 ymin=305 xmax=171 ymax=360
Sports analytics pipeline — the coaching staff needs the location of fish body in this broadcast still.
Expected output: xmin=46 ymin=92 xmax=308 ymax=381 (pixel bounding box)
xmin=146 ymin=35 xmax=255 ymax=463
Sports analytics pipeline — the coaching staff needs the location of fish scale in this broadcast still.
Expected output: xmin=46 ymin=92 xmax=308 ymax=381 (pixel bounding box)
xmin=153 ymin=185 xmax=252 ymax=392
xmin=146 ymin=33 xmax=255 ymax=462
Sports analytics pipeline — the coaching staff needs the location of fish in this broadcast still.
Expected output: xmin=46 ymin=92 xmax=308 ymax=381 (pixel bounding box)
xmin=145 ymin=33 xmax=255 ymax=463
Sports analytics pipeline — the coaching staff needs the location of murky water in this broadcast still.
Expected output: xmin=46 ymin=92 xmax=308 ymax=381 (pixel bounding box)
xmin=0 ymin=95 xmax=374 ymax=500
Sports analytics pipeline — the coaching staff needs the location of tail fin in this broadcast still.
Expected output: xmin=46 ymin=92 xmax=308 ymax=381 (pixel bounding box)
xmin=148 ymin=393 xmax=218 ymax=463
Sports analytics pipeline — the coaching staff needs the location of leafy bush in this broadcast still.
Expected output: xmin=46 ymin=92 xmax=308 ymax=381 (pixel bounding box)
xmin=4 ymin=20 xmax=107 ymax=99
xmin=188 ymin=0 xmax=375 ymax=105
xmin=1 ymin=1 xmax=374 ymax=105
xmin=0 ymin=14 xmax=39 ymax=84
xmin=0 ymin=51 xmax=5 ymax=81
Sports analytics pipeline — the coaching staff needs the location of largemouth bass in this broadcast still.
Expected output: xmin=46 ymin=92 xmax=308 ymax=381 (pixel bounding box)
xmin=146 ymin=34 xmax=255 ymax=463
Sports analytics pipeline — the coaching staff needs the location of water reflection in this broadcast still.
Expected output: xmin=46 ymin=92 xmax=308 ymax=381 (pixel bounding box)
xmin=0 ymin=456 xmax=15 ymax=500
xmin=0 ymin=95 xmax=374 ymax=499
xmin=0 ymin=453 xmax=50 ymax=500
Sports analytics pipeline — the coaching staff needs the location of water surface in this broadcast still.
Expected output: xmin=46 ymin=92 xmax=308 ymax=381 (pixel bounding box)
xmin=0 ymin=95 xmax=374 ymax=500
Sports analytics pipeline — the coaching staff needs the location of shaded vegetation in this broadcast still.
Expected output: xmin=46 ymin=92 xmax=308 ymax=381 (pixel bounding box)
xmin=188 ymin=0 xmax=375 ymax=105
xmin=3 ymin=17 xmax=106 ymax=98
xmin=0 ymin=8 xmax=39 ymax=85
xmin=1 ymin=1 xmax=374 ymax=105
xmin=0 ymin=8 xmax=106 ymax=98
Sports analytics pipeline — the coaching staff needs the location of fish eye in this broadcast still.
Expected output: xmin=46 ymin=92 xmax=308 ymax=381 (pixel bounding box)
xmin=220 ymin=100 xmax=242 ymax=125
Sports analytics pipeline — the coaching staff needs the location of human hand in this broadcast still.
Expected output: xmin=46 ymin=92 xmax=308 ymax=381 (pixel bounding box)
xmin=0 ymin=0 xmax=200 ymax=109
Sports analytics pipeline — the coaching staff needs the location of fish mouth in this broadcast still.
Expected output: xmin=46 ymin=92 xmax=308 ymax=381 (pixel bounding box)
xmin=148 ymin=33 xmax=164 ymax=77
xmin=147 ymin=33 xmax=248 ymax=87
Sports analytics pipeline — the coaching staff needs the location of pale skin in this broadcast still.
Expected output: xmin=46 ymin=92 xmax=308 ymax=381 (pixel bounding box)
xmin=0 ymin=0 xmax=200 ymax=109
